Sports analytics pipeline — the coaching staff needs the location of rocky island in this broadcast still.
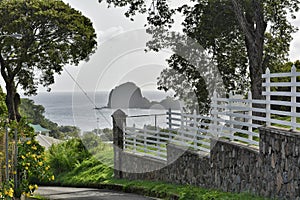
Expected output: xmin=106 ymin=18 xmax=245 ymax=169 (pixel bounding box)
xmin=106 ymin=82 xmax=180 ymax=110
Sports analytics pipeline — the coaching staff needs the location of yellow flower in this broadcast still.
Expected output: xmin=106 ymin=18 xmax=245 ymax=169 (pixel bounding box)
xmin=13 ymin=171 xmax=16 ymax=175
xmin=26 ymin=140 xmax=31 ymax=145
xmin=51 ymin=175 xmax=55 ymax=181
xmin=21 ymin=155 xmax=25 ymax=159
xmin=5 ymin=188 xmax=14 ymax=198
xmin=38 ymin=161 xmax=43 ymax=166
xmin=25 ymin=166 xmax=29 ymax=170
xmin=29 ymin=185 xmax=34 ymax=190
xmin=34 ymin=184 xmax=38 ymax=189
xmin=31 ymin=145 xmax=37 ymax=150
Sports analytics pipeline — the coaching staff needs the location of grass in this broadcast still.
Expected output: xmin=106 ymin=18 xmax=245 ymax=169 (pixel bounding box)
xmin=56 ymin=157 xmax=113 ymax=185
xmin=104 ymin=179 xmax=269 ymax=200
xmin=47 ymin=151 xmax=269 ymax=200
xmin=269 ymin=115 xmax=300 ymax=131
xmin=29 ymin=194 xmax=49 ymax=200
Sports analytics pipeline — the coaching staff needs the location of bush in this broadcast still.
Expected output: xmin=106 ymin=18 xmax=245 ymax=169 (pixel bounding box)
xmin=47 ymin=139 xmax=91 ymax=176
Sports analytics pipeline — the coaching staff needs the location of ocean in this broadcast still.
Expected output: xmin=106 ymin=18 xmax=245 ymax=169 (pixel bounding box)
xmin=29 ymin=91 xmax=171 ymax=132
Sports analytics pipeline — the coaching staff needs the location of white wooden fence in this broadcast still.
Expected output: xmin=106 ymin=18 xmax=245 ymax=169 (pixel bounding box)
xmin=124 ymin=66 xmax=300 ymax=160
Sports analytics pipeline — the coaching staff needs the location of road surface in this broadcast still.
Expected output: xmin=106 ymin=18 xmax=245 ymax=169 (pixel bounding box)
xmin=35 ymin=186 xmax=157 ymax=200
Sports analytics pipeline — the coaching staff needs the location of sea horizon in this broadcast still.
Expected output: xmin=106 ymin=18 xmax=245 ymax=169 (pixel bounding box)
xmin=27 ymin=90 xmax=172 ymax=132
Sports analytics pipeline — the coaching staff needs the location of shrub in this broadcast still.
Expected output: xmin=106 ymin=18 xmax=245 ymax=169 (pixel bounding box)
xmin=47 ymin=139 xmax=91 ymax=176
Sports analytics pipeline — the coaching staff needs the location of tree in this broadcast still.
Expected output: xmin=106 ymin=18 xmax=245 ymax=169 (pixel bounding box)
xmin=157 ymin=54 xmax=211 ymax=114
xmin=19 ymin=98 xmax=81 ymax=139
xmin=100 ymin=0 xmax=299 ymax=102
xmin=58 ymin=125 xmax=80 ymax=139
xmin=81 ymin=132 xmax=103 ymax=152
xmin=19 ymin=99 xmax=45 ymax=124
xmin=0 ymin=0 xmax=97 ymax=121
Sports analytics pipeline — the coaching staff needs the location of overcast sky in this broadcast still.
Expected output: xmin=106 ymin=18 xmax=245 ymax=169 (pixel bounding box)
xmin=1 ymin=0 xmax=299 ymax=94
xmin=59 ymin=0 xmax=300 ymax=93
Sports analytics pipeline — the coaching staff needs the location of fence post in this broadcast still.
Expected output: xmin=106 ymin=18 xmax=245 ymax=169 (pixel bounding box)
xmin=157 ymin=127 xmax=161 ymax=157
xmin=193 ymin=109 xmax=198 ymax=149
xmin=291 ymin=65 xmax=297 ymax=131
xmin=5 ymin=124 xmax=9 ymax=182
xmin=133 ymin=124 xmax=136 ymax=153
xmin=248 ymin=91 xmax=253 ymax=140
xmin=180 ymin=108 xmax=184 ymax=130
xmin=265 ymin=68 xmax=271 ymax=127
xmin=168 ymin=108 xmax=172 ymax=130
xmin=168 ymin=108 xmax=172 ymax=141
xmin=143 ymin=125 xmax=147 ymax=153
xmin=14 ymin=128 xmax=19 ymax=192
xmin=211 ymin=91 xmax=219 ymax=137
xmin=112 ymin=109 xmax=127 ymax=179
xmin=154 ymin=114 xmax=157 ymax=130
xmin=229 ymin=91 xmax=234 ymax=140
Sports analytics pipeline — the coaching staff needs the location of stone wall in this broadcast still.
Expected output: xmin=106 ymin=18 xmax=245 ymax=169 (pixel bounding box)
xmin=113 ymin=121 xmax=300 ymax=199
xmin=209 ymin=140 xmax=259 ymax=194
xmin=258 ymin=127 xmax=300 ymax=199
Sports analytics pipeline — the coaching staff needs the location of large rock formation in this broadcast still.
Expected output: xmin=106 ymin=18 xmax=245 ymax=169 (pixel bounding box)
xmin=107 ymin=82 xmax=151 ymax=109
xmin=107 ymin=82 xmax=180 ymax=110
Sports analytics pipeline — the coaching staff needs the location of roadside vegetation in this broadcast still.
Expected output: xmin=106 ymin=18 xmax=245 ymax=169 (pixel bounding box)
xmin=42 ymin=138 xmax=269 ymax=200
xmin=0 ymin=88 xmax=55 ymax=199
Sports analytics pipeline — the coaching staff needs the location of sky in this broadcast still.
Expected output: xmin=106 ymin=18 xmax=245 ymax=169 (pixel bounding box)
xmin=41 ymin=0 xmax=170 ymax=93
xmin=1 ymin=0 xmax=300 ymax=94
xmin=58 ymin=0 xmax=300 ymax=93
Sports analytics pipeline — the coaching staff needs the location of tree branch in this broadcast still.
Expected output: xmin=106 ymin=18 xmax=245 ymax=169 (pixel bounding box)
xmin=253 ymin=0 xmax=267 ymax=39
xmin=231 ymin=0 xmax=254 ymax=44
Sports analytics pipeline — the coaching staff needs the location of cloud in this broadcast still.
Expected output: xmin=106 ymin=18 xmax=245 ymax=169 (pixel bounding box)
xmin=97 ymin=26 xmax=124 ymax=43
xmin=289 ymin=12 xmax=300 ymax=61
xmin=290 ymin=38 xmax=300 ymax=61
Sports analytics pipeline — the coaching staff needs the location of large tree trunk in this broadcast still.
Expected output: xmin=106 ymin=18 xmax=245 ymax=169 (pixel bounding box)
xmin=5 ymin=81 xmax=21 ymax=121
xmin=246 ymin=34 xmax=264 ymax=101
xmin=0 ymin=54 xmax=21 ymax=121
xmin=231 ymin=0 xmax=267 ymax=100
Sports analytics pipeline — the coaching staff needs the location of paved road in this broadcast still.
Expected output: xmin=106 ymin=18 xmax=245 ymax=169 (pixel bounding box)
xmin=35 ymin=186 xmax=157 ymax=200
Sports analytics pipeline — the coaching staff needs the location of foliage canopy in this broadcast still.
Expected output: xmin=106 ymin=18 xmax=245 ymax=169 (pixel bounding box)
xmin=0 ymin=0 xmax=97 ymax=120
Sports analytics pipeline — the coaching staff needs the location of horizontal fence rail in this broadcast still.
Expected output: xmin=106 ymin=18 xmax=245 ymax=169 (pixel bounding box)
xmin=123 ymin=66 xmax=300 ymax=160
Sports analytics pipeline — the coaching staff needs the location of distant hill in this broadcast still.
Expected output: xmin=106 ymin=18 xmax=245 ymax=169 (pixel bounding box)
xmin=107 ymin=82 xmax=180 ymax=110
